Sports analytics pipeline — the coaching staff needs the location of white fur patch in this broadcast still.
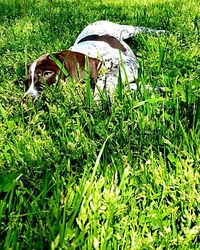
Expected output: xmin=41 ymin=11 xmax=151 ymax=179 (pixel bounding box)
xmin=23 ymin=60 xmax=39 ymax=98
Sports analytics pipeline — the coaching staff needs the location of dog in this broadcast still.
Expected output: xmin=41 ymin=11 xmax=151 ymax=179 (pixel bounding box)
xmin=22 ymin=20 xmax=165 ymax=101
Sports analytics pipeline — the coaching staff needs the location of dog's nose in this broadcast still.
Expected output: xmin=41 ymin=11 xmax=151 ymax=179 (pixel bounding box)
xmin=20 ymin=98 xmax=26 ymax=105
xmin=21 ymin=88 xmax=39 ymax=104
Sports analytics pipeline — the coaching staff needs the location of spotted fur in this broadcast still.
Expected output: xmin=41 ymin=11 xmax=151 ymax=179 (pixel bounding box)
xmin=71 ymin=20 xmax=165 ymax=97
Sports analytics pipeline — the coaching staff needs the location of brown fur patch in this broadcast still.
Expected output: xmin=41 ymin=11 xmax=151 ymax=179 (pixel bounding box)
xmin=78 ymin=35 xmax=127 ymax=52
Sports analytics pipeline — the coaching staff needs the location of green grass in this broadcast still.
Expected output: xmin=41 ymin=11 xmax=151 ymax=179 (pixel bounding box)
xmin=0 ymin=0 xmax=200 ymax=249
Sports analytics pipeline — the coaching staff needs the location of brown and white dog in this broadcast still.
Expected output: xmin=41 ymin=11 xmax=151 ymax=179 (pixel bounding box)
xmin=23 ymin=20 xmax=165 ymax=101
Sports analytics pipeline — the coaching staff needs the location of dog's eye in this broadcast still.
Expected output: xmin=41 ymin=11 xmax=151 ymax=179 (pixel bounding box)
xmin=43 ymin=70 xmax=54 ymax=78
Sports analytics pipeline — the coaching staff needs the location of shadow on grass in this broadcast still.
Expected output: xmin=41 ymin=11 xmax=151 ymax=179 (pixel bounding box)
xmin=0 ymin=0 xmax=185 ymax=36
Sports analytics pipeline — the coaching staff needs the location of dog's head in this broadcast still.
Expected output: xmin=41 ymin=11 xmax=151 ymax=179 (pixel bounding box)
xmin=22 ymin=50 xmax=102 ymax=102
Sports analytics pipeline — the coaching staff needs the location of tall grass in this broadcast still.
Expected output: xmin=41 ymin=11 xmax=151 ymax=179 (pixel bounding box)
xmin=0 ymin=0 xmax=200 ymax=249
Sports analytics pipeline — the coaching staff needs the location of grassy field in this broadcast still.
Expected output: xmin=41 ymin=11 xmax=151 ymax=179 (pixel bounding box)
xmin=0 ymin=0 xmax=200 ymax=249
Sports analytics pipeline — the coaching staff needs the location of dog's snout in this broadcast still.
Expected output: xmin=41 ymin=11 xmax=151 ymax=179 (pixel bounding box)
xmin=21 ymin=86 xmax=39 ymax=104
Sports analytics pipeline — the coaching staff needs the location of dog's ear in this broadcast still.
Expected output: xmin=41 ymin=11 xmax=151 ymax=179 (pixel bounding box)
xmin=53 ymin=50 xmax=102 ymax=84
xmin=88 ymin=57 xmax=102 ymax=83
xmin=52 ymin=50 xmax=75 ymax=79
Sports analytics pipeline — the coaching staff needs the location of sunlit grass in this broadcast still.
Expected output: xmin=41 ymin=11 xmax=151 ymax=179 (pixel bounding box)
xmin=0 ymin=0 xmax=200 ymax=249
